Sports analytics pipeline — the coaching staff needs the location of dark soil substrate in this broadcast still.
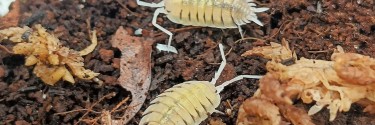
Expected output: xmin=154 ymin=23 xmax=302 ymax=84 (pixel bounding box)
xmin=1 ymin=0 xmax=375 ymax=124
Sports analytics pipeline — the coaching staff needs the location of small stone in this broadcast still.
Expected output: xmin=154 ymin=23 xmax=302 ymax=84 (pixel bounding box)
xmin=99 ymin=49 xmax=114 ymax=63
xmin=127 ymin=0 xmax=138 ymax=9
xmin=112 ymin=58 xmax=120 ymax=69
xmin=102 ymin=75 xmax=117 ymax=85
xmin=15 ymin=120 xmax=30 ymax=125
xmin=0 ymin=66 xmax=5 ymax=78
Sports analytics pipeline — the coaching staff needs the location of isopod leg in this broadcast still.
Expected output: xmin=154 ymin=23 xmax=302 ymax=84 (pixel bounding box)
xmin=136 ymin=0 xmax=165 ymax=8
xmin=238 ymin=25 xmax=244 ymax=38
xmin=152 ymin=8 xmax=178 ymax=53
xmin=210 ymin=43 xmax=226 ymax=85
xmin=216 ymin=75 xmax=263 ymax=93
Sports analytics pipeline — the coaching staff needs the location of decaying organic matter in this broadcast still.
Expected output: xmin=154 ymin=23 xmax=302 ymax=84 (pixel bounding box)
xmin=2 ymin=0 xmax=375 ymax=124
xmin=0 ymin=24 xmax=99 ymax=85
xmin=241 ymin=38 xmax=296 ymax=63
xmin=238 ymin=48 xmax=375 ymax=124
xmin=237 ymin=74 xmax=316 ymax=125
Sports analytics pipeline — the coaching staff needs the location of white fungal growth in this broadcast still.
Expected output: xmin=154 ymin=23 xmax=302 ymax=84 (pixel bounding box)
xmin=0 ymin=0 xmax=15 ymax=17
xmin=137 ymin=0 xmax=269 ymax=53
xmin=139 ymin=44 xmax=262 ymax=125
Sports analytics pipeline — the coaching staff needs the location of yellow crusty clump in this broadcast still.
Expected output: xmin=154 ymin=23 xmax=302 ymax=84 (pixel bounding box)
xmin=0 ymin=24 xmax=99 ymax=85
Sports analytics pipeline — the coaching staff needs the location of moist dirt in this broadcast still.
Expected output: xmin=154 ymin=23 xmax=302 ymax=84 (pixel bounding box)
xmin=0 ymin=0 xmax=375 ymax=124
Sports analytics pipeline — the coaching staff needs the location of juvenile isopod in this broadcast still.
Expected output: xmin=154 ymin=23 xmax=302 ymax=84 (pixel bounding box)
xmin=139 ymin=44 xmax=262 ymax=125
xmin=137 ymin=0 xmax=269 ymax=53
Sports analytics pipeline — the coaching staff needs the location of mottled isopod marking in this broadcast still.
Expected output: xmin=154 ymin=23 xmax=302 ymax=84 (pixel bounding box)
xmin=139 ymin=44 xmax=263 ymax=125
xmin=137 ymin=0 xmax=269 ymax=53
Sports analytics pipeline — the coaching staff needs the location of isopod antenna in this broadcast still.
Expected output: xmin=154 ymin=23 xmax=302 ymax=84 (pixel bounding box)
xmin=136 ymin=0 xmax=164 ymax=8
xmin=210 ymin=43 xmax=263 ymax=93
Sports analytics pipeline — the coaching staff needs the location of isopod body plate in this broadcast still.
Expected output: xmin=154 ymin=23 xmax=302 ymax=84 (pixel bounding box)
xmin=164 ymin=0 xmax=266 ymax=28
xmin=139 ymin=81 xmax=220 ymax=125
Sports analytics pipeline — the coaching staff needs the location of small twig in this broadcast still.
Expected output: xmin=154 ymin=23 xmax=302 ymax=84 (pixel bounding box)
xmin=118 ymin=103 xmax=142 ymax=119
xmin=110 ymin=97 xmax=130 ymax=113
xmin=208 ymin=63 xmax=221 ymax=65
xmin=75 ymin=92 xmax=117 ymax=125
xmin=309 ymin=27 xmax=324 ymax=36
xmin=308 ymin=50 xmax=329 ymax=54
xmin=267 ymin=20 xmax=292 ymax=39
xmin=86 ymin=17 xmax=92 ymax=36
xmin=112 ymin=106 xmax=129 ymax=113
xmin=235 ymin=37 xmax=266 ymax=44
xmin=54 ymin=109 xmax=101 ymax=115
xmin=116 ymin=0 xmax=135 ymax=14
xmin=81 ymin=97 xmax=129 ymax=125
xmin=225 ymin=47 xmax=233 ymax=56
xmin=226 ymin=100 xmax=233 ymax=109
xmin=0 ymin=45 xmax=13 ymax=54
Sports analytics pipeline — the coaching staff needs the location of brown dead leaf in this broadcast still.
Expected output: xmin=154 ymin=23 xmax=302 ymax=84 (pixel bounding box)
xmin=0 ymin=0 xmax=20 ymax=29
xmin=110 ymin=26 xmax=154 ymax=124
xmin=241 ymin=38 xmax=296 ymax=63
xmin=1 ymin=24 xmax=98 ymax=85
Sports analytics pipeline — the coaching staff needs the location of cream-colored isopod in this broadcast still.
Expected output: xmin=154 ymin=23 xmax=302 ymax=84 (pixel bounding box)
xmin=137 ymin=0 xmax=269 ymax=53
xmin=139 ymin=44 xmax=262 ymax=125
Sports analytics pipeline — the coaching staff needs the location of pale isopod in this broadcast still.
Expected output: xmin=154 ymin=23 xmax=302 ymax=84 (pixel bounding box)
xmin=139 ymin=44 xmax=262 ymax=125
xmin=137 ymin=0 xmax=269 ymax=53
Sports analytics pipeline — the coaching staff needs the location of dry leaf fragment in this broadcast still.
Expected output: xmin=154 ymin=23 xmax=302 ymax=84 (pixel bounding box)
xmin=1 ymin=24 xmax=99 ymax=85
xmin=110 ymin=26 xmax=154 ymax=124
xmin=79 ymin=30 xmax=98 ymax=56
xmin=242 ymin=39 xmax=296 ymax=63
xmin=0 ymin=26 xmax=31 ymax=42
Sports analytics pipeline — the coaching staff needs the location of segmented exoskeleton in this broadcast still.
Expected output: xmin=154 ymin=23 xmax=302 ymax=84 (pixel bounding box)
xmin=139 ymin=44 xmax=262 ymax=125
xmin=137 ymin=0 xmax=269 ymax=53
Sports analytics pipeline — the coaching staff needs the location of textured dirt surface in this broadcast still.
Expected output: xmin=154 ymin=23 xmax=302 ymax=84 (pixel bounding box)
xmin=0 ymin=0 xmax=374 ymax=124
